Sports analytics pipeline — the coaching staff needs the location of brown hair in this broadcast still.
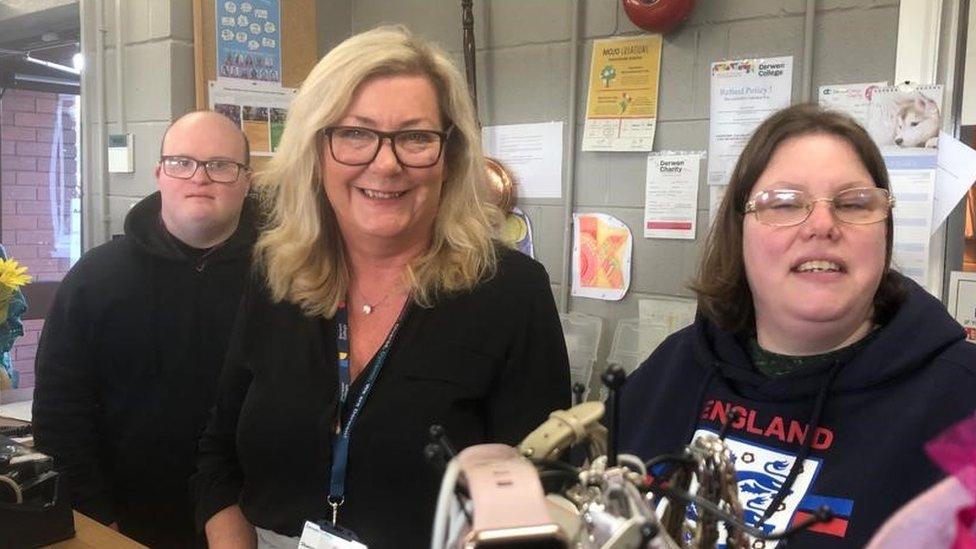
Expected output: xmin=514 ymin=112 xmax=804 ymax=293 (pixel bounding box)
xmin=691 ymin=103 xmax=905 ymax=333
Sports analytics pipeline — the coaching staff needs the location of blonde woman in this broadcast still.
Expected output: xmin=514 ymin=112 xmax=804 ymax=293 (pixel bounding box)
xmin=193 ymin=26 xmax=570 ymax=549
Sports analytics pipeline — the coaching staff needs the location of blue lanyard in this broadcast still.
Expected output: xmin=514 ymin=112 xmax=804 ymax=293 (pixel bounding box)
xmin=328 ymin=299 xmax=409 ymax=523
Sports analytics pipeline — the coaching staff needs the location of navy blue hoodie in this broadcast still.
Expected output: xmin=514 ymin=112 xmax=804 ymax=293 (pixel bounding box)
xmin=618 ymin=273 xmax=976 ymax=548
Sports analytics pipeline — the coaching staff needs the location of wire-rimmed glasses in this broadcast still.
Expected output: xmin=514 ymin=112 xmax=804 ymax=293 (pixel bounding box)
xmin=744 ymin=187 xmax=895 ymax=226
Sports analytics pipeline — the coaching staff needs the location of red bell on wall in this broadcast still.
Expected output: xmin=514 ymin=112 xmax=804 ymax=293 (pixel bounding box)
xmin=622 ymin=0 xmax=696 ymax=34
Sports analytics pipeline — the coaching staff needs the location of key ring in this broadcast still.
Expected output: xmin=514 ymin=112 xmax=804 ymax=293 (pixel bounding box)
xmin=328 ymin=495 xmax=345 ymax=526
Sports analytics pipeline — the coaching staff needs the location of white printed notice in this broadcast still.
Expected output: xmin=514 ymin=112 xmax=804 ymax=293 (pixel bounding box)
xmin=817 ymin=82 xmax=887 ymax=128
xmin=866 ymin=85 xmax=944 ymax=287
xmin=644 ymin=152 xmax=703 ymax=239
xmin=887 ymin=168 xmax=935 ymax=284
xmin=707 ymin=57 xmax=793 ymax=187
xmin=708 ymin=185 xmax=727 ymax=227
xmin=482 ymin=122 xmax=564 ymax=199
xmin=934 ymin=132 xmax=976 ymax=232
xmin=638 ymin=296 xmax=697 ymax=355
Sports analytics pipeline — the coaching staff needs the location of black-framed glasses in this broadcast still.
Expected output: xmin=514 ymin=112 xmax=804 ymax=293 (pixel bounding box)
xmin=744 ymin=187 xmax=895 ymax=227
xmin=321 ymin=125 xmax=453 ymax=168
xmin=159 ymin=155 xmax=249 ymax=183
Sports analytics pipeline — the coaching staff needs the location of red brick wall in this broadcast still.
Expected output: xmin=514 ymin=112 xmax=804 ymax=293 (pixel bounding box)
xmin=1 ymin=89 xmax=81 ymax=388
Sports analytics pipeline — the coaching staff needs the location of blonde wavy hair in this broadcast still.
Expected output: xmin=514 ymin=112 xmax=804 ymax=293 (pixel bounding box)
xmin=254 ymin=25 xmax=500 ymax=318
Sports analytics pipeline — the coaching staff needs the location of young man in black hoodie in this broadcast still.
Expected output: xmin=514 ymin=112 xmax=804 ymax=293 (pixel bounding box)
xmin=32 ymin=111 xmax=258 ymax=547
xmin=618 ymin=105 xmax=976 ymax=548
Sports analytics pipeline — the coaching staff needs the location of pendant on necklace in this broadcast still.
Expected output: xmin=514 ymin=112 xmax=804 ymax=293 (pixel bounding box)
xmin=362 ymin=304 xmax=373 ymax=315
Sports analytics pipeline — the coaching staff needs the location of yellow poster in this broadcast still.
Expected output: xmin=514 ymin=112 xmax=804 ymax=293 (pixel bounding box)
xmin=582 ymin=35 xmax=662 ymax=152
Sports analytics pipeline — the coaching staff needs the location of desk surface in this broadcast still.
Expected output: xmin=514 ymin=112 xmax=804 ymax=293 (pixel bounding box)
xmin=45 ymin=512 xmax=147 ymax=548
xmin=0 ymin=388 xmax=33 ymax=423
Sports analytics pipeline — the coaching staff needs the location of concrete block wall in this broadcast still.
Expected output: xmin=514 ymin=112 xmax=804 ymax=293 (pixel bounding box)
xmin=344 ymin=0 xmax=901 ymax=373
xmin=97 ymin=0 xmax=196 ymax=237
xmin=0 ymin=89 xmax=80 ymax=387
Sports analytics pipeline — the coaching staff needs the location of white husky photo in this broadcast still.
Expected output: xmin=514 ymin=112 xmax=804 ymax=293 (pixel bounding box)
xmin=866 ymin=87 xmax=943 ymax=151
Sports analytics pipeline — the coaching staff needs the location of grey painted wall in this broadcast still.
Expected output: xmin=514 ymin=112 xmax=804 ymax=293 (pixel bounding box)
xmin=81 ymin=0 xmax=904 ymax=379
xmin=337 ymin=0 xmax=901 ymax=373
xmin=317 ymin=0 xmax=353 ymax=56
xmin=96 ymin=0 xmax=196 ymax=236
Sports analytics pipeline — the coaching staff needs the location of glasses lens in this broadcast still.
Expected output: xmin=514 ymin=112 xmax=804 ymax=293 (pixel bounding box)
xmin=205 ymin=160 xmax=241 ymax=183
xmin=832 ymin=188 xmax=890 ymax=224
xmin=393 ymin=130 xmax=443 ymax=167
xmin=327 ymin=127 xmax=445 ymax=167
xmin=329 ymin=127 xmax=380 ymax=165
xmin=162 ymin=157 xmax=197 ymax=178
xmin=752 ymin=190 xmax=809 ymax=226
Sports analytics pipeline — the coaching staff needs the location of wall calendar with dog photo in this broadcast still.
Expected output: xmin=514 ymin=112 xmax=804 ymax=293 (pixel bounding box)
xmin=818 ymin=81 xmax=887 ymax=129
xmin=867 ymin=85 xmax=943 ymax=151
xmin=866 ymin=84 xmax=944 ymax=288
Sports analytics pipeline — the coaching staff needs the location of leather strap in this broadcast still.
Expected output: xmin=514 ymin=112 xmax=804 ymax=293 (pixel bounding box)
xmin=457 ymin=444 xmax=563 ymax=546
xmin=518 ymin=401 xmax=605 ymax=460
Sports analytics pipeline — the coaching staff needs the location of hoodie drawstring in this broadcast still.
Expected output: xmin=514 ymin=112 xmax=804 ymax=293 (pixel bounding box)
xmin=689 ymin=368 xmax=718 ymax=444
xmin=760 ymin=359 xmax=844 ymax=523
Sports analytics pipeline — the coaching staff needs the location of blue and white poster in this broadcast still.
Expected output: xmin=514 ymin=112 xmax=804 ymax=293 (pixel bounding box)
xmin=866 ymin=84 xmax=944 ymax=288
xmin=216 ymin=0 xmax=281 ymax=85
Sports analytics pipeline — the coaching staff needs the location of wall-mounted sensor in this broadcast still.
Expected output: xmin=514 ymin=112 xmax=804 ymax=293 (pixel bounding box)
xmin=107 ymin=133 xmax=134 ymax=173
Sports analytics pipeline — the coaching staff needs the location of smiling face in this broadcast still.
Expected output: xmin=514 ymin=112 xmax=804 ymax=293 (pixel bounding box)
xmin=742 ymin=133 xmax=888 ymax=354
xmin=155 ymin=111 xmax=251 ymax=247
xmin=321 ymin=74 xmax=446 ymax=254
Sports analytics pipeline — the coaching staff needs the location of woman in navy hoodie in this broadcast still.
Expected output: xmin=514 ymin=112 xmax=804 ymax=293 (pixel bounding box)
xmin=618 ymin=104 xmax=976 ymax=548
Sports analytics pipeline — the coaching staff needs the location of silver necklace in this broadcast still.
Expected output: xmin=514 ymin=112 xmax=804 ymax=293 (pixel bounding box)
xmin=357 ymin=289 xmax=391 ymax=315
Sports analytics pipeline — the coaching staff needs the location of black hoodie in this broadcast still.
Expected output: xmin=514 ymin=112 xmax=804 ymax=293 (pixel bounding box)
xmin=618 ymin=273 xmax=976 ymax=548
xmin=33 ymin=191 xmax=258 ymax=548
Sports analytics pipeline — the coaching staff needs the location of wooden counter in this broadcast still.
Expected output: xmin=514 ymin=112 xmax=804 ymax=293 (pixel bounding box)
xmin=45 ymin=512 xmax=147 ymax=548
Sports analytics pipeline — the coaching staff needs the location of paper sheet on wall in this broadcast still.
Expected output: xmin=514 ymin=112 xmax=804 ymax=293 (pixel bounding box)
xmin=866 ymin=85 xmax=944 ymax=287
xmin=707 ymin=57 xmax=793 ymax=187
xmin=638 ymin=296 xmax=697 ymax=353
xmin=572 ymin=213 xmax=632 ymax=300
xmin=582 ymin=36 xmax=662 ymax=151
xmin=708 ymin=184 xmax=727 ymax=227
xmin=887 ymin=167 xmax=935 ymax=284
xmin=209 ymin=81 xmax=296 ymax=156
xmin=644 ymin=152 xmax=703 ymax=239
xmin=817 ymin=81 xmax=887 ymax=128
xmin=482 ymin=122 xmax=563 ymax=199
xmin=933 ymin=132 xmax=976 ymax=232
xmin=948 ymin=271 xmax=976 ymax=344
xmin=215 ymin=0 xmax=282 ymax=86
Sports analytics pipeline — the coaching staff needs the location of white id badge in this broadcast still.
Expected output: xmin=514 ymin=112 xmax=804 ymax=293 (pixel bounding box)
xmin=299 ymin=520 xmax=368 ymax=549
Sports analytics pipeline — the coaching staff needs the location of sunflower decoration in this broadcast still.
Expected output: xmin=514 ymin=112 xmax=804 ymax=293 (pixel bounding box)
xmin=0 ymin=258 xmax=30 ymax=318
xmin=0 ymin=254 xmax=29 ymax=390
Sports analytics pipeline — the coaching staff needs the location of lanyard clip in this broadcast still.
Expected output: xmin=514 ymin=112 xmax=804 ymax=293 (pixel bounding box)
xmin=328 ymin=495 xmax=344 ymax=527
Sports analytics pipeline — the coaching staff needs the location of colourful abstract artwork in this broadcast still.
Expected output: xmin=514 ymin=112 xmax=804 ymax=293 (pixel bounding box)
xmin=572 ymin=213 xmax=632 ymax=300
